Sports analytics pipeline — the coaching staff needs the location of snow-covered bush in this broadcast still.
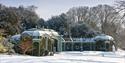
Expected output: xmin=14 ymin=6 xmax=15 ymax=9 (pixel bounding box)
xmin=0 ymin=34 xmax=14 ymax=53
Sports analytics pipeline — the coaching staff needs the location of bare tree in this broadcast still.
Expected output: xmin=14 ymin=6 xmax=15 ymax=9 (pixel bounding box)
xmin=65 ymin=5 xmax=124 ymax=48
xmin=115 ymin=0 xmax=125 ymax=49
xmin=115 ymin=0 xmax=125 ymax=20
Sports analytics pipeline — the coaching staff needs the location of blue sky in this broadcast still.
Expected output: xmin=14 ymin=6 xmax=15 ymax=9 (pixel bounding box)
xmin=0 ymin=0 xmax=118 ymax=20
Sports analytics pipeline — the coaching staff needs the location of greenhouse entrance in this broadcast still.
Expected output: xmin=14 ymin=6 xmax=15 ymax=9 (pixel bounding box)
xmin=54 ymin=39 xmax=58 ymax=52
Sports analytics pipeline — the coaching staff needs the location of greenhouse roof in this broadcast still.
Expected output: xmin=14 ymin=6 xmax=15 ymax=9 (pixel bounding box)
xmin=94 ymin=34 xmax=114 ymax=41
xmin=22 ymin=28 xmax=59 ymax=37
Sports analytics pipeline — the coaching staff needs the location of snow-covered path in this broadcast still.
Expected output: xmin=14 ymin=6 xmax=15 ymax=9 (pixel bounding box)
xmin=0 ymin=51 xmax=125 ymax=63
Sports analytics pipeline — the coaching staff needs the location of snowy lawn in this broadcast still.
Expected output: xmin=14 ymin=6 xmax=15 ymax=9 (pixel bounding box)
xmin=0 ymin=50 xmax=125 ymax=63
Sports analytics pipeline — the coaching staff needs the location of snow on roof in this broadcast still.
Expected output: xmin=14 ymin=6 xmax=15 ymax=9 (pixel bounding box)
xmin=10 ymin=34 xmax=21 ymax=41
xmin=62 ymin=34 xmax=114 ymax=43
xmin=94 ymin=34 xmax=114 ymax=41
xmin=63 ymin=38 xmax=96 ymax=43
xmin=11 ymin=34 xmax=20 ymax=39
xmin=22 ymin=28 xmax=59 ymax=37
xmin=73 ymin=38 xmax=95 ymax=42
xmin=22 ymin=31 xmax=34 ymax=36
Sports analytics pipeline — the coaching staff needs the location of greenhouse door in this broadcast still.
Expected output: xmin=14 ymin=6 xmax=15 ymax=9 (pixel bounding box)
xmin=54 ymin=39 xmax=58 ymax=52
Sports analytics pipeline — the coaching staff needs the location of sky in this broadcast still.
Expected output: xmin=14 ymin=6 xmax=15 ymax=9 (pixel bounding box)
xmin=0 ymin=0 xmax=119 ymax=20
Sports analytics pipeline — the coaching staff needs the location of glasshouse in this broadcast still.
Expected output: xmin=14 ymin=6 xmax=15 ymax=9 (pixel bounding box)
xmin=61 ymin=34 xmax=117 ymax=51
xmin=10 ymin=28 xmax=61 ymax=56
xmin=10 ymin=28 xmax=117 ymax=56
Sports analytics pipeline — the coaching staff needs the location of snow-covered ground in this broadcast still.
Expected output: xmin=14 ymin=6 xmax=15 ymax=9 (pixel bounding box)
xmin=0 ymin=50 xmax=125 ymax=63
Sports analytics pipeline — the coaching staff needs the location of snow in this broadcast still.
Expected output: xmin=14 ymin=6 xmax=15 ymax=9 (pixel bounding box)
xmin=94 ymin=34 xmax=114 ymax=41
xmin=71 ymin=38 xmax=96 ymax=43
xmin=21 ymin=29 xmax=59 ymax=37
xmin=0 ymin=50 xmax=125 ymax=63
xmin=11 ymin=34 xmax=20 ymax=41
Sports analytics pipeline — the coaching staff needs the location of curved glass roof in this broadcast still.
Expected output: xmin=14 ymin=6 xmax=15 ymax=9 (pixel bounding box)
xmin=22 ymin=28 xmax=59 ymax=37
xmin=94 ymin=34 xmax=114 ymax=41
